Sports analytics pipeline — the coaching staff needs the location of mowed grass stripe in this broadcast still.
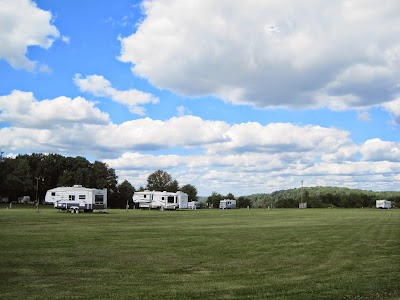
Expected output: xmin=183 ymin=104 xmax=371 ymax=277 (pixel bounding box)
xmin=0 ymin=207 xmax=399 ymax=299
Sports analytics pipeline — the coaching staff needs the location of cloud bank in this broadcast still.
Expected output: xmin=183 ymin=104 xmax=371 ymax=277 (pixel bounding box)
xmin=1 ymin=89 xmax=399 ymax=195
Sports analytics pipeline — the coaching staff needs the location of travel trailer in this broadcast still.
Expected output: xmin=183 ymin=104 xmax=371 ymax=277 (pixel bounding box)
xmin=45 ymin=185 xmax=107 ymax=213
xmin=219 ymin=199 xmax=236 ymax=209
xmin=376 ymin=200 xmax=392 ymax=209
xmin=132 ymin=190 xmax=188 ymax=210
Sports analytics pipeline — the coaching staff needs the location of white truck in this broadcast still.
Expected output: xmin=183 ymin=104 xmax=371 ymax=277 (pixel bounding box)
xmin=219 ymin=199 xmax=236 ymax=209
xmin=45 ymin=185 xmax=107 ymax=213
xmin=376 ymin=200 xmax=392 ymax=209
xmin=132 ymin=190 xmax=188 ymax=210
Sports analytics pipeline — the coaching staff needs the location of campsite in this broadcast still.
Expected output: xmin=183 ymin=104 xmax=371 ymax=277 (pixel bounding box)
xmin=2 ymin=1 xmax=400 ymax=299
xmin=0 ymin=206 xmax=399 ymax=300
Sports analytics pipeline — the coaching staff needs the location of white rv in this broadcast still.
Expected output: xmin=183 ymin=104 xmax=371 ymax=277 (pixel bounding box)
xmin=376 ymin=200 xmax=392 ymax=209
xmin=45 ymin=185 xmax=107 ymax=213
xmin=132 ymin=190 xmax=188 ymax=210
xmin=188 ymin=201 xmax=200 ymax=209
xmin=219 ymin=199 xmax=236 ymax=209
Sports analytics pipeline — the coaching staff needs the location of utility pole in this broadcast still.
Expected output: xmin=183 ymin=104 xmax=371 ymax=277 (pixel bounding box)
xmin=301 ymin=180 xmax=304 ymax=204
xmin=35 ymin=177 xmax=40 ymax=212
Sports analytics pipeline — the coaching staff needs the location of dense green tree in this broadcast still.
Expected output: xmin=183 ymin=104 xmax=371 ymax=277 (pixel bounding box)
xmin=169 ymin=179 xmax=179 ymax=192
xmin=389 ymin=195 xmax=400 ymax=208
xmin=58 ymin=170 xmax=77 ymax=187
xmin=2 ymin=158 xmax=32 ymax=202
xmin=0 ymin=157 xmax=9 ymax=197
xmin=226 ymin=193 xmax=235 ymax=200
xmin=58 ymin=156 xmax=90 ymax=186
xmin=89 ymin=161 xmax=118 ymax=190
xmin=109 ymin=180 xmax=135 ymax=208
xmin=275 ymin=197 xmax=298 ymax=208
xmin=0 ymin=153 xmax=119 ymax=205
xmin=180 ymin=184 xmax=198 ymax=202
xmin=207 ymin=191 xmax=224 ymax=208
xmin=146 ymin=170 xmax=178 ymax=192
xmin=237 ymin=196 xmax=252 ymax=208
xmin=306 ymin=196 xmax=323 ymax=208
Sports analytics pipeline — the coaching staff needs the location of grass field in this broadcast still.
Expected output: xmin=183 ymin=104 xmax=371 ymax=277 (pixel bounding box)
xmin=0 ymin=206 xmax=399 ymax=300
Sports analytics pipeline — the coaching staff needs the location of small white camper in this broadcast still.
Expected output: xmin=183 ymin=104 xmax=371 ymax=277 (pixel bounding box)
xmin=132 ymin=190 xmax=188 ymax=210
xmin=45 ymin=185 xmax=107 ymax=213
xmin=219 ymin=199 xmax=236 ymax=209
xmin=188 ymin=201 xmax=200 ymax=209
xmin=376 ymin=200 xmax=391 ymax=209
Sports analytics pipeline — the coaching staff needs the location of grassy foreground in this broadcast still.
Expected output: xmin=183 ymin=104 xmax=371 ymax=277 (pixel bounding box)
xmin=0 ymin=206 xmax=399 ymax=300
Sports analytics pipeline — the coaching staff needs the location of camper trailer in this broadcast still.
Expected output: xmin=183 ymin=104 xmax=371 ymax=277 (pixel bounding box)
xmin=132 ymin=190 xmax=188 ymax=210
xmin=188 ymin=201 xmax=200 ymax=209
xmin=219 ymin=199 xmax=236 ymax=209
xmin=376 ymin=200 xmax=392 ymax=209
xmin=45 ymin=185 xmax=107 ymax=213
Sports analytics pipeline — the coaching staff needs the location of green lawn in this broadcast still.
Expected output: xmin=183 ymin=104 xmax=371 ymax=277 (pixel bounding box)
xmin=0 ymin=206 xmax=399 ymax=300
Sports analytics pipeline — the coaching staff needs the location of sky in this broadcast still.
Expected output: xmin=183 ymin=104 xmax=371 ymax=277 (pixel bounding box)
xmin=1 ymin=0 xmax=400 ymax=196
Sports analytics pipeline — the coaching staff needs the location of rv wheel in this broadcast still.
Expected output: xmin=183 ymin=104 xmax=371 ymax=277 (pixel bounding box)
xmin=75 ymin=209 xmax=79 ymax=214
xmin=70 ymin=209 xmax=75 ymax=214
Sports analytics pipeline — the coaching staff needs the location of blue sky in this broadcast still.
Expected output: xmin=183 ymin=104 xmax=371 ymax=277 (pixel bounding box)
xmin=1 ymin=0 xmax=400 ymax=196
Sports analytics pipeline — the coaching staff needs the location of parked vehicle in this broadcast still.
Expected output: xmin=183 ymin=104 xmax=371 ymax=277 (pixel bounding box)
xmin=376 ymin=200 xmax=391 ymax=209
xmin=188 ymin=201 xmax=200 ymax=209
xmin=45 ymin=185 xmax=107 ymax=213
xmin=132 ymin=190 xmax=188 ymax=210
xmin=18 ymin=196 xmax=34 ymax=204
xmin=219 ymin=199 xmax=236 ymax=209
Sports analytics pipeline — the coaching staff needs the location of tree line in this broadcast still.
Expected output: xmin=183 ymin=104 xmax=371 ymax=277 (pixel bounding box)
xmin=0 ymin=153 xmax=198 ymax=208
xmin=1 ymin=153 xmax=398 ymax=209
xmin=0 ymin=153 xmax=123 ymax=206
xmin=247 ymin=186 xmax=400 ymax=208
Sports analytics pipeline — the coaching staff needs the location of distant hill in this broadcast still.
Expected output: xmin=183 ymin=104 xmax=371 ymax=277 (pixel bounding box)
xmin=245 ymin=186 xmax=400 ymax=208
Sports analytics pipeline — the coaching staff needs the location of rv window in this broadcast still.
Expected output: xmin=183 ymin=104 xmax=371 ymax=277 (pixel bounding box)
xmin=51 ymin=192 xmax=56 ymax=196
xmin=162 ymin=197 xmax=165 ymax=200
xmin=143 ymin=195 xmax=146 ymax=198
xmin=79 ymin=195 xmax=86 ymax=200
xmin=69 ymin=195 xmax=75 ymax=201
xmin=95 ymin=195 xmax=104 ymax=204
xmin=167 ymin=196 xmax=175 ymax=203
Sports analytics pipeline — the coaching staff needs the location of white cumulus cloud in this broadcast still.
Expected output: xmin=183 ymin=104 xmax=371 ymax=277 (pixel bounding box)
xmin=74 ymin=74 xmax=159 ymax=115
xmin=206 ymin=122 xmax=352 ymax=156
xmin=119 ymin=0 xmax=400 ymax=110
xmin=382 ymin=97 xmax=400 ymax=125
xmin=360 ymin=138 xmax=400 ymax=162
xmin=86 ymin=115 xmax=230 ymax=151
xmin=0 ymin=90 xmax=109 ymax=128
xmin=0 ymin=0 xmax=60 ymax=71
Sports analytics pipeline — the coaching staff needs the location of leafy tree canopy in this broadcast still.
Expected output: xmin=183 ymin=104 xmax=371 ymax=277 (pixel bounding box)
xmin=180 ymin=184 xmax=198 ymax=202
xmin=146 ymin=170 xmax=178 ymax=192
xmin=0 ymin=153 xmax=120 ymax=206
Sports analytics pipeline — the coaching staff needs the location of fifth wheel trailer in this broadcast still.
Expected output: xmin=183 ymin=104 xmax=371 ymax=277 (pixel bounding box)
xmin=45 ymin=185 xmax=107 ymax=213
xmin=132 ymin=190 xmax=188 ymax=210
